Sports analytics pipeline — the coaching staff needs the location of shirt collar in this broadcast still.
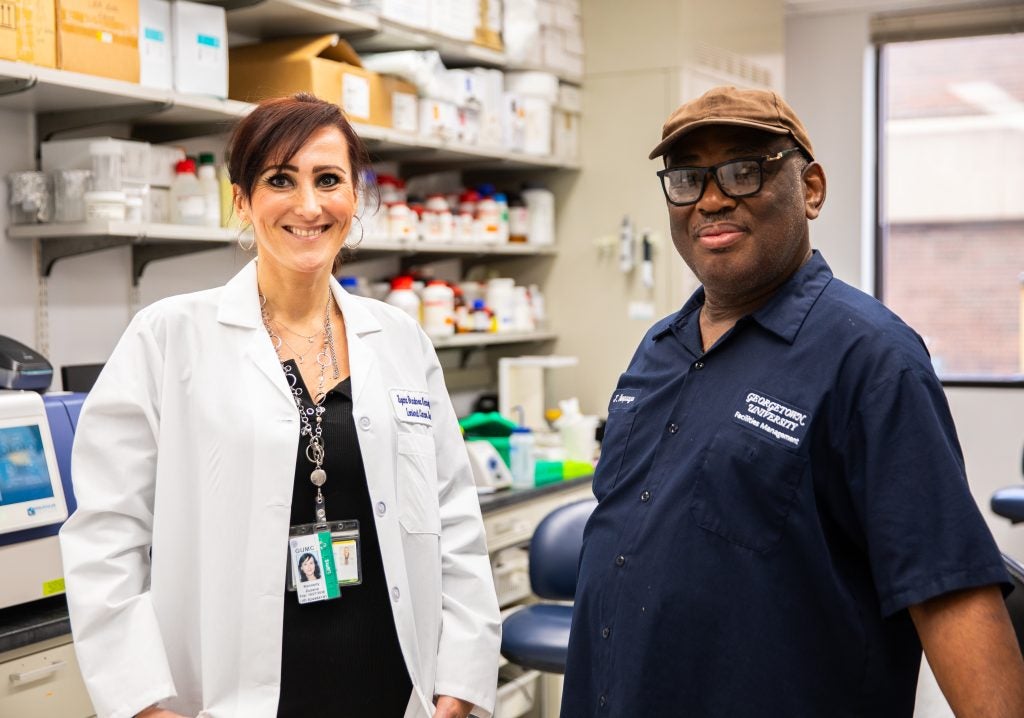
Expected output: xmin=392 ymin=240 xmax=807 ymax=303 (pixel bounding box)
xmin=653 ymin=250 xmax=833 ymax=345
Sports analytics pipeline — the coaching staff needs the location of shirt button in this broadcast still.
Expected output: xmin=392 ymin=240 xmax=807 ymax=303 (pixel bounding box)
xmin=376 ymin=501 xmax=387 ymax=516
xmin=601 ymin=626 xmax=611 ymax=639
xmin=599 ymin=695 xmax=607 ymax=708
xmin=359 ymin=416 xmax=371 ymax=430
xmin=391 ymin=586 xmax=400 ymax=601
xmin=640 ymin=490 xmax=651 ymax=502
xmin=615 ymin=555 xmax=625 ymax=567
xmin=667 ymin=423 xmax=678 ymax=434
xmin=693 ymin=360 xmax=705 ymax=370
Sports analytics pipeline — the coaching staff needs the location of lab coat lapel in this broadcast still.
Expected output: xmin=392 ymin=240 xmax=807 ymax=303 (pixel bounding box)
xmin=217 ymin=260 xmax=294 ymax=407
xmin=333 ymin=280 xmax=382 ymax=408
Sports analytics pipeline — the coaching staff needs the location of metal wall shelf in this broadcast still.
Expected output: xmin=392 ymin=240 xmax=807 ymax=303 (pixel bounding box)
xmin=8 ymin=222 xmax=237 ymax=285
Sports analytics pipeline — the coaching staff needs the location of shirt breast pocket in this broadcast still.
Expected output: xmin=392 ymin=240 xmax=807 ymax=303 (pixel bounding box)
xmin=690 ymin=430 xmax=806 ymax=553
xmin=593 ymin=411 xmax=638 ymax=501
xmin=396 ymin=432 xmax=442 ymax=535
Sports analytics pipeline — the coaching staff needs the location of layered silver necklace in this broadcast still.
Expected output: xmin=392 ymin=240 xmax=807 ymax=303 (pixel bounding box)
xmin=260 ymin=290 xmax=341 ymax=523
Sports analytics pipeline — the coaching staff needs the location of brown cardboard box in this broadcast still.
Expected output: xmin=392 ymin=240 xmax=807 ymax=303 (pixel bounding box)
xmin=230 ymin=34 xmax=417 ymax=129
xmin=58 ymin=0 xmax=139 ymax=82
xmin=0 ymin=0 xmax=57 ymax=67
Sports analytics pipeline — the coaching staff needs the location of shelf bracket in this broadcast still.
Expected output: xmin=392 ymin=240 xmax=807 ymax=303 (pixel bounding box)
xmin=39 ymin=237 xmax=128 ymax=277
xmin=0 ymin=76 xmax=37 ymax=98
xmin=132 ymin=242 xmax=224 ymax=287
xmin=37 ymin=101 xmax=174 ymax=142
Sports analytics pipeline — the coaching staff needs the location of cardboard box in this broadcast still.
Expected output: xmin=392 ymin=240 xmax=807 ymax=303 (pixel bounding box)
xmin=419 ymin=97 xmax=458 ymax=143
xmin=58 ymin=0 xmax=139 ymax=82
xmin=139 ymin=0 xmax=172 ymax=90
xmin=171 ymin=0 xmax=226 ymax=97
xmin=388 ymin=76 xmax=418 ymax=134
xmin=553 ymin=108 xmax=579 ymax=162
xmin=230 ymin=35 xmax=417 ymax=129
xmin=0 ymin=0 xmax=56 ymax=67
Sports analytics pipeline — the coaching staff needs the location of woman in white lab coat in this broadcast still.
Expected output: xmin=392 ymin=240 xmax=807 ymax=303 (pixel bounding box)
xmin=59 ymin=93 xmax=501 ymax=718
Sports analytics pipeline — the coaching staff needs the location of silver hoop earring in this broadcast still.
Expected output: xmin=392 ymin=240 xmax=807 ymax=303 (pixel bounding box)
xmin=344 ymin=216 xmax=364 ymax=249
xmin=238 ymin=231 xmax=255 ymax=252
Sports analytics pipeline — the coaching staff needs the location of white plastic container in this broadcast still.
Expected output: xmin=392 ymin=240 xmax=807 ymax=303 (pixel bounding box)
xmin=476 ymin=195 xmax=501 ymax=244
xmin=509 ymin=427 xmax=536 ymax=489
xmin=386 ymin=276 xmax=421 ymax=322
xmin=521 ymin=184 xmax=555 ymax=245
xmin=89 ymin=140 xmax=123 ymax=192
xmin=422 ymin=280 xmax=455 ymax=338
xmin=512 ymin=286 xmax=535 ymax=332
xmin=486 ymin=278 xmax=516 ymax=333
xmin=84 ymin=190 xmax=127 ymax=221
xmin=197 ymin=153 xmax=221 ymax=227
xmin=422 ymin=193 xmax=453 ymax=242
xmin=388 ymin=202 xmax=414 ymax=241
xmin=169 ymin=158 xmax=205 ymax=225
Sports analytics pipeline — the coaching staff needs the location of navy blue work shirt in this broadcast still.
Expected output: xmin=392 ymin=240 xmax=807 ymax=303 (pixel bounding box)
xmin=561 ymin=251 xmax=1009 ymax=718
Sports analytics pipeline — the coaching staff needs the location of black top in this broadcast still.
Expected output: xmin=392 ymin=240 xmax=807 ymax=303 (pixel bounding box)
xmin=277 ymin=364 xmax=412 ymax=717
xmin=562 ymin=252 xmax=1009 ymax=718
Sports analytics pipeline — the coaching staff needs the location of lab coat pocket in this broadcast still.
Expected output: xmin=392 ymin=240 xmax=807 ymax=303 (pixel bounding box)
xmin=690 ymin=430 xmax=806 ymax=553
xmin=593 ymin=412 xmax=637 ymax=501
xmin=397 ymin=432 xmax=442 ymax=535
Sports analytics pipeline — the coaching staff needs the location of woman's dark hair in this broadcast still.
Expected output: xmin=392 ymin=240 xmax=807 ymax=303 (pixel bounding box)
xmin=298 ymin=552 xmax=321 ymax=581
xmin=227 ymin=93 xmax=375 ymax=270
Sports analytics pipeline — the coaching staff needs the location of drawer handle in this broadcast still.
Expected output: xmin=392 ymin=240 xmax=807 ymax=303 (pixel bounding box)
xmin=10 ymin=660 xmax=67 ymax=686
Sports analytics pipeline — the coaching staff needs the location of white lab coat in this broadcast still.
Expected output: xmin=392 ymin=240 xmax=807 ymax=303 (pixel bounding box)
xmin=59 ymin=261 xmax=501 ymax=718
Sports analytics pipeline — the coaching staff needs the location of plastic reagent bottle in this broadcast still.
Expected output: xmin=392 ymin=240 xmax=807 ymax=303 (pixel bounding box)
xmin=170 ymin=158 xmax=205 ymax=226
xmin=198 ymin=153 xmax=221 ymax=227
xmin=509 ymin=426 xmax=536 ymax=489
xmin=385 ymin=275 xmax=422 ymax=323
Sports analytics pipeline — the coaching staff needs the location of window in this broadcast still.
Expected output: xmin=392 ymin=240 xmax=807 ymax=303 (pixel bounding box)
xmin=877 ymin=32 xmax=1024 ymax=381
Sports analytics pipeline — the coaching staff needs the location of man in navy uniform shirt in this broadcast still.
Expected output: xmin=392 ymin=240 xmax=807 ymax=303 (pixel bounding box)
xmin=561 ymin=86 xmax=1024 ymax=717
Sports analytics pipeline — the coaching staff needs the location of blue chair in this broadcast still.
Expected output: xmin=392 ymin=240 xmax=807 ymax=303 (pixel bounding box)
xmin=500 ymin=498 xmax=597 ymax=673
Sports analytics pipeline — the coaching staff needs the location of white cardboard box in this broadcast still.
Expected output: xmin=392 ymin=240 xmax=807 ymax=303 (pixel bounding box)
xmin=354 ymin=0 xmax=429 ymax=29
xmin=139 ymin=0 xmax=173 ymax=90
xmin=553 ymin=108 xmax=579 ymax=162
xmin=171 ymin=0 xmax=228 ymax=98
xmin=419 ymin=98 xmax=459 ymax=143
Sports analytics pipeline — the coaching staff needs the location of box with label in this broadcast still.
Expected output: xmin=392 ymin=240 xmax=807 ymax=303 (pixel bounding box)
xmin=139 ymin=0 xmax=172 ymax=90
xmin=58 ymin=0 xmax=139 ymax=82
xmin=431 ymin=0 xmax=475 ymax=41
xmin=172 ymin=0 xmax=226 ymax=97
xmin=521 ymin=96 xmax=551 ymax=156
xmin=501 ymin=92 xmax=525 ymax=153
xmin=387 ymin=76 xmax=418 ymax=134
xmin=230 ymin=35 xmax=416 ymax=129
xmin=419 ymin=97 xmax=458 ymax=143
xmin=0 ymin=0 xmax=56 ymax=67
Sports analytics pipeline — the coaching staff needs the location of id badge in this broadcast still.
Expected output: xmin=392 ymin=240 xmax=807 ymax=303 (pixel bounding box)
xmin=287 ymin=520 xmax=362 ymax=604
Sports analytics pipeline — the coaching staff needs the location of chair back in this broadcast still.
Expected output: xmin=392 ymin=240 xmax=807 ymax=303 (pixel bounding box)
xmin=1004 ymin=553 xmax=1024 ymax=655
xmin=529 ymin=498 xmax=597 ymax=600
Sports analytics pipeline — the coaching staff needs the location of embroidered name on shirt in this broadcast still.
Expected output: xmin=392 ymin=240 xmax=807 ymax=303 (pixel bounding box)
xmin=389 ymin=389 xmax=432 ymax=426
xmin=732 ymin=390 xmax=810 ymax=447
xmin=609 ymin=388 xmax=643 ymax=412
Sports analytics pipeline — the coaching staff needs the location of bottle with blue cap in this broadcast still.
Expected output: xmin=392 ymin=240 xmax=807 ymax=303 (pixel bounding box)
xmin=509 ymin=426 xmax=536 ymax=490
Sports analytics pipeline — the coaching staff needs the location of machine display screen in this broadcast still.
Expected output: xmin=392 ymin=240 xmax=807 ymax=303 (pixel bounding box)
xmin=0 ymin=425 xmax=55 ymax=506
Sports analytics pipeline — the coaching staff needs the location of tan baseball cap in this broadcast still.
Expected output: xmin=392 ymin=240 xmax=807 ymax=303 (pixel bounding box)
xmin=649 ymin=86 xmax=815 ymax=161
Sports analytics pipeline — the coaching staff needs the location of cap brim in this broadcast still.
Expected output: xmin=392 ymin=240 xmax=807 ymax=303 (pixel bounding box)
xmin=648 ymin=118 xmax=791 ymax=160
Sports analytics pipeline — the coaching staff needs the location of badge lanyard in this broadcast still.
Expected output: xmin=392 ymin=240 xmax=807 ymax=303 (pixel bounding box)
xmin=261 ymin=290 xmax=363 ymax=604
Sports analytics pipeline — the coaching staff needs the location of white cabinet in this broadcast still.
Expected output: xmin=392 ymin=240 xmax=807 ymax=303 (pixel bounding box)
xmin=0 ymin=636 xmax=95 ymax=718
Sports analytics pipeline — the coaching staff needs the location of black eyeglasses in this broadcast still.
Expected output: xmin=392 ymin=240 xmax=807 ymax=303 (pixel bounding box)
xmin=656 ymin=148 xmax=804 ymax=206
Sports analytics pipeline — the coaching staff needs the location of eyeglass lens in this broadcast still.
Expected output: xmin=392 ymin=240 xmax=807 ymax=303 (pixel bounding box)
xmin=663 ymin=159 xmax=762 ymax=204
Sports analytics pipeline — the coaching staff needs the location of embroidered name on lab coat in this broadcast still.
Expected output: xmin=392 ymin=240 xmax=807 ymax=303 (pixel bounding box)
xmin=732 ymin=390 xmax=810 ymax=448
xmin=390 ymin=389 xmax=432 ymax=426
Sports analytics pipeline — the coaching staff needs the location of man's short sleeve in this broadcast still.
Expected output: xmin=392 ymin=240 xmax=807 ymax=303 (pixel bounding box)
xmin=842 ymin=366 xmax=1009 ymax=617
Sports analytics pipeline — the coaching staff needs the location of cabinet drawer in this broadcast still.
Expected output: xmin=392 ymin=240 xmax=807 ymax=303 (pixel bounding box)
xmin=484 ymin=482 xmax=594 ymax=553
xmin=0 ymin=640 xmax=95 ymax=718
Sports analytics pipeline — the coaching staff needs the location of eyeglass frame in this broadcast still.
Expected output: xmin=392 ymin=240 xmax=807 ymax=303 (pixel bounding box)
xmin=656 ymin=147 xmax=805 ymax=207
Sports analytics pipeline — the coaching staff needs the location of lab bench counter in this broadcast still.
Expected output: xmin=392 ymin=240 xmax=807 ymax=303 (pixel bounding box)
xmin=0 ymin=476 xmax=594 ymax=656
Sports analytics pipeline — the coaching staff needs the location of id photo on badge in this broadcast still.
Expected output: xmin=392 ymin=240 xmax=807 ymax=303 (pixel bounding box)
xmin=333 ymin=537 xmax=360 ymax=585
xmin=289 ymin=532 xmax=338 ymax=604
